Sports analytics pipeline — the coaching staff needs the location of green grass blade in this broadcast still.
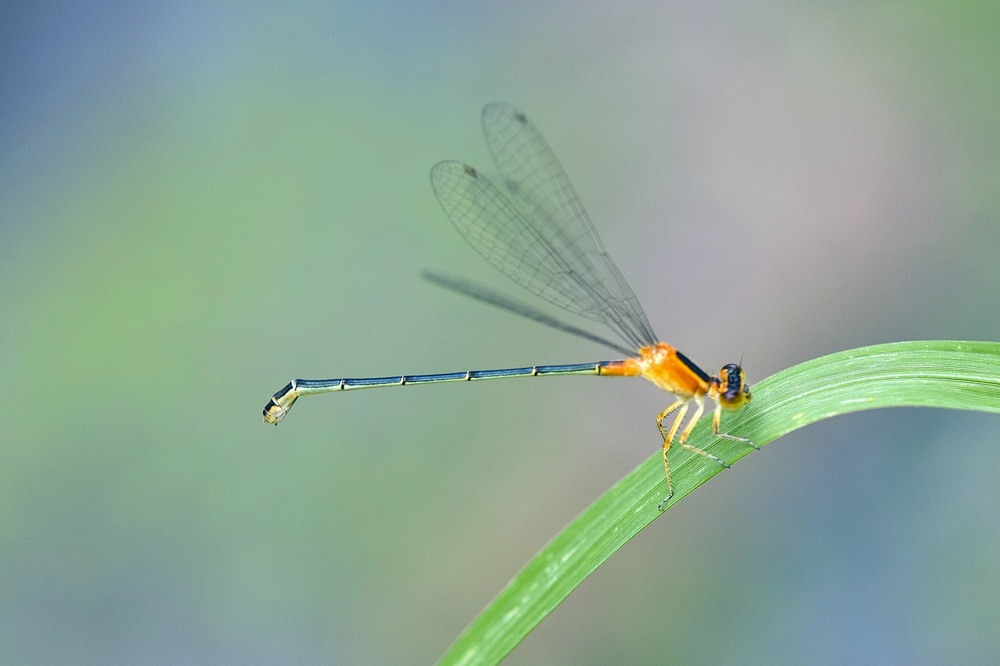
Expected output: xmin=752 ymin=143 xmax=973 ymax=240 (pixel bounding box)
xmin=437 ymin=340 xmax=1000 ymax=665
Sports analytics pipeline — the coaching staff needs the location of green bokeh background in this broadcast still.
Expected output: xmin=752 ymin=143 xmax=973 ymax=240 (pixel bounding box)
xmin=3 ymin=2 xmax=1000 ymax=664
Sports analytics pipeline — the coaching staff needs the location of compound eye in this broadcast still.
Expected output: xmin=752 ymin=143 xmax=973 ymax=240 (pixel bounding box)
xmin=723 ymin=364 xmax=743 ymax=389
xmin=718 ymin=364 xmax=751 ymax=408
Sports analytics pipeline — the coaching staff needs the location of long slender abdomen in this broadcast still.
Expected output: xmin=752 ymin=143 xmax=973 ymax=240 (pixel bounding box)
xmin=264 ymin=361 xmax=628 ymax=424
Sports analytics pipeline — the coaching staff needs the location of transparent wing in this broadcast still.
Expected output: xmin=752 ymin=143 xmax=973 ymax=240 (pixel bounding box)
xmin=423 ymin=270 xmax=634 ymax=356
xmin=430 ymin=161 xmax=600 ymax=323
xmin=429 ymin=104 xmax=658 ymax=351
xmin=481 ymin=102 xmax=658 ymax=349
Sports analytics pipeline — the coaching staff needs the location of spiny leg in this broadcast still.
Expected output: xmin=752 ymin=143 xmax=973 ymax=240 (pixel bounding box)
xmin=712 ymin=404 xmax=760 ymax=450
xmin=656 ymin=398 xmax=687 ymax=510
xmin=679 ymin=397 xmax=731 ymax=470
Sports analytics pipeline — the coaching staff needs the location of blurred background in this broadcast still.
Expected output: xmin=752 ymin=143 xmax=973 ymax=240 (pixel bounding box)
xmin=3 ymin=1 xmax=1000 ymax=664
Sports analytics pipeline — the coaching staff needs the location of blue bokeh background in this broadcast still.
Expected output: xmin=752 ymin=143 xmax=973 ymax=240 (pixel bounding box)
xmin=3 ymin=2 xmax=1000 ymax=663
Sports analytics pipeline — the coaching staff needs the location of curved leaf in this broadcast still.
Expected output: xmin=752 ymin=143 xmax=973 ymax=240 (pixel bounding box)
xmin=438 ymin=340 xmax=1000 ymax=665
